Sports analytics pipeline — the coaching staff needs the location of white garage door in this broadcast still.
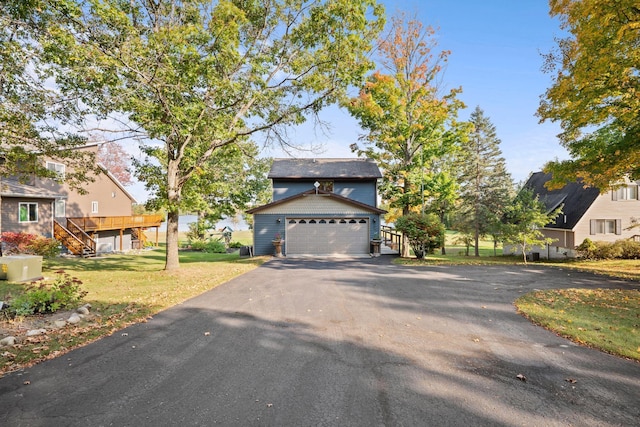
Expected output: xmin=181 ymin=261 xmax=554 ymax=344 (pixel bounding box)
xmin=286 ymin=218 xmax=369 ymax=255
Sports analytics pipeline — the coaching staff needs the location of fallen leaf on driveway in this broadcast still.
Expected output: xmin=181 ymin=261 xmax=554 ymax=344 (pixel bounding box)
xmin=204 ymin=332 xmax=211 ymax=336
xmin=516 ymin=374 xmax=527 ymax=382
xmin=23 ymin=380 xmax=30 ymax=385
xmin=565 ymin=378 xmax=577 ymax=384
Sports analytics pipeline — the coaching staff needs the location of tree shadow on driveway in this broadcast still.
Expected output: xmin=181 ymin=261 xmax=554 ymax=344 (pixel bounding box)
xmin=0 ymin=258 xmax=638 ymax=426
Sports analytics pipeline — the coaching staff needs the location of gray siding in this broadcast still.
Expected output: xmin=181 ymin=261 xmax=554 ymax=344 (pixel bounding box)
xmin=253 ymin=214 xmax=287 ymax=256
xmin=253 ymin=212 xmax=381 ymax=256
xmin=273 ymin=179 xmax=378 ymax=206
xmin=334 ymin=182 xmax=377 ymax=207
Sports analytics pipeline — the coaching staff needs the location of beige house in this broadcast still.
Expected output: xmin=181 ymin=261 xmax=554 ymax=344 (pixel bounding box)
xmin=1 ymin=144 xmax=163 ymax=255
xmin=504 ymin=172 xmax=640 ymax=259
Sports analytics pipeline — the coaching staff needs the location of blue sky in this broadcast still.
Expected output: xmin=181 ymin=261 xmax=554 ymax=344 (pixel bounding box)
xmin=129 ymin=0 xmax=568 ymax=202
xmin=261 ymin=0 xmax=569 ymax=185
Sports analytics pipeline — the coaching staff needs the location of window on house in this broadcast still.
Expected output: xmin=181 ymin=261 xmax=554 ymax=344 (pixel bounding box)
xmin=54 ymin=200 xmax=66 ymax=217
xmin=318 ymin=181 xmax=333 ymax=192
xmin=590 ymin=219 xmax=621 ymax=235
xmin=19 ymin=203 xmax=38 ymax=222
xmin=91 ymin=201 xmax=99 ymax=214
xmin=612 ymin=185 xmax=639 ymax=200
xmin=46 ymin=161 xmax=65 ymax=179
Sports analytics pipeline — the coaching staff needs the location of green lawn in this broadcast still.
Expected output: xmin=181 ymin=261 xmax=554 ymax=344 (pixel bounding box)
xmin=516 ymin=288 xmax=640 ymax=361
xmin=0 ymin=246 xmax=265 ymax=375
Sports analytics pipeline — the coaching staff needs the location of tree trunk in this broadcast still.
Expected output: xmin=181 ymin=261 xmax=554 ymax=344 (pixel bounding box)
xmin=165 ymin=208 xmax=180 ymax=270
xmin=401 ymin=205 xmax=411 ymax=258
xmin=474 ymin=229 xmax=480 ymax=257
xmin=164 ymin=159 xmax=182 ymax=270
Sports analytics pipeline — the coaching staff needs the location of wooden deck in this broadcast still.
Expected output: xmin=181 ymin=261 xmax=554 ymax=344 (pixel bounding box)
xmin=66 ymin=215 xmax=164 ymax=232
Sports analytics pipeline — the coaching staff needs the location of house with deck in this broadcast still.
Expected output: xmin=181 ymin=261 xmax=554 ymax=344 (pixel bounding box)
xmin=1 ymin=144 xmax=163 ymax=256
xmin=504 ymin=172 xmax=640 ymax=259
xmin=247 ymin=158 xmax=386 ymax=257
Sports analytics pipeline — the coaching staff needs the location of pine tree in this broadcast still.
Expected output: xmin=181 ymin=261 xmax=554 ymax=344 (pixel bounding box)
xmin=456 ymin=106 xmax=514 ymax=256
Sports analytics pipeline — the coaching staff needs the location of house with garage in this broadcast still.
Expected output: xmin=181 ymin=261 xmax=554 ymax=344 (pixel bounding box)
xmin=503 ymin=172 xmax=640 ymax=259
xmin=247 ymin=158 xmax=386 ymax=257
xmin=1 ymin=144 xmax=163 ymax=256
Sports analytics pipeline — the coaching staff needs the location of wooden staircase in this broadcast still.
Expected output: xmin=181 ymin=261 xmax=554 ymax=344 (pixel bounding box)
xmin=131 ymin=227 xmax=149 ymax=249
xmin=53 ymin=219 xmax=97 ymax=257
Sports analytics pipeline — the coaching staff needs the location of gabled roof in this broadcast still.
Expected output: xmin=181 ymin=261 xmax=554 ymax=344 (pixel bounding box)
xmin=97 ymin=163 xmax=137 ymax=203
xmin=0 ymin=180 xmax=60 ymax=200
xmin=246 ymin=189 xmax=386 ymax=214
xmin=525 ymin=172 xmax=601 ymax=230
xmin=268 ymin=158 xmax=382 ymax=179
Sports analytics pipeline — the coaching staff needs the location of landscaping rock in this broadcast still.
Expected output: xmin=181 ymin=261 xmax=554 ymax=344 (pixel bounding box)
xmin=0 ymin=336 xmax=16 ymax=347
xmin=54 ymin=320 xmax=67 ymax=328
xmin=67 ymin=313 xmax=82 ymax=324
xmin=26 ymin=329 xmax=47 ymax=337
xmin=76 ymin=306 xmax=90 ymax=315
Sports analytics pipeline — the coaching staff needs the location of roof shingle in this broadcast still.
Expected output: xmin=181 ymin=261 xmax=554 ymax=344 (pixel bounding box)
xmin=268 ymin=158 xmax=382 ymax=179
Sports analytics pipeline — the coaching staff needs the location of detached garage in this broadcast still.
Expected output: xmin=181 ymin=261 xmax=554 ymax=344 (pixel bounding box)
xmin=247 ymin=158 xmax=386 ymax=257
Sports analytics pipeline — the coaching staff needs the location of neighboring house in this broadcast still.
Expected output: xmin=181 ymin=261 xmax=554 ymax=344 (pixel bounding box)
xmin=0 ymin=144 xmax=163 ymax=256
xmin=504 ymin=172 xmax=640 ymax=259
xmin=0 ymin=180 xmax=59 ymax=237
xmin=247 ymin=158 xmax=386 ymax=257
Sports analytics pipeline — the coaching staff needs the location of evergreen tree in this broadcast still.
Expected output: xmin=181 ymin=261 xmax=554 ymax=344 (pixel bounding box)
xmin=456 ymin=106 xmax=514 ymax=256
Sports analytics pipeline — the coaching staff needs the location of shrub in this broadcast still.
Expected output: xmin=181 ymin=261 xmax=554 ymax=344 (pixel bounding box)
xmin=576 ymin=238 xmax=597 ymax=259
xmin=395 ymin=213 xmax=445 ymax=259
xmin=576 ymin=238 xmax=640 ymax=260
xmin=26 ymin=236 xmax=61 ymax=258
xmin=9 ymin=270 xmax=87 ymax=316
xmin=1 ymin=232 xmax=61 ymax=258
xmin=593 ymin=241 xmax=624 ymax=259
xmin=1 ymin=232 xmax=37 ymax=255
xmin=189 ymin=238 xmax=226 ymax=253
xmin=228 ymin=241 xmax=244 ymax=249
xmin=613 ymin=239 xmax=640 ymax=259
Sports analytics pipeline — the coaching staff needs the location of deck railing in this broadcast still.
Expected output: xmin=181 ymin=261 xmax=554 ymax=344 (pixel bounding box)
xmin=381 ymin=225 xmax=402 ymax=254
xmin=66 ymin=215 xmax=164 ymax=232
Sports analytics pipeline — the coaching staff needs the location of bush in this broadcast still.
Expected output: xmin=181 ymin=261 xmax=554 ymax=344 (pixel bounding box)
xmin=9 ymin=270 xmax=87 ymax=316
xmin=228 ymin=241 xmax=244 ymax=248
xmin=189 ymin=238 xmax=226 ymax=253
xmin=576 ymin=238 xmax=597 ymax=259
xmin=614 ymin=239 xmax=640 ymax=259
xmin=1 ymin=232 xmax=61 ymax=258
xmin=576 ymin=238 xmax=640 ymax=260
xmin=395 ymin=213 xmax=445 ymax=259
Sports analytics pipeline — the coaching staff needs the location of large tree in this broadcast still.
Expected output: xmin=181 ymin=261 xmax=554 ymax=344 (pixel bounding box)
xmin=0 ymin=1 xmax=96 ymax=185
xmin=538 ymin=0 xmax=640 ymax=189
xmin=347 ymin=15 xmax=466 ymax=256
xmin=456 ymin=106 xmax=514 ymax=256
xmin=27 ymin=0 xmax=384 ymax=270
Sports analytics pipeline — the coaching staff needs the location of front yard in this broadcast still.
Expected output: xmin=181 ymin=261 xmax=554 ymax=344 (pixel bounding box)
xmin=0 ymin=247 xmax=265 ymax=376
xmin=1 ymin=235 xmax=639 ymax=376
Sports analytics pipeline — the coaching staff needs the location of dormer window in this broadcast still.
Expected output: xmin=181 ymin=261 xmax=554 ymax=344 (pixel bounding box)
xmin=46 ymin=161 xmax=65 ymax=180
xmin=318 ymin=180 xmax=333 ymax=192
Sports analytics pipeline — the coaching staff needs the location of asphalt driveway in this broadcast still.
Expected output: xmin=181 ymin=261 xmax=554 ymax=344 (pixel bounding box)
xmin=0 ymin=257 xmax=639 ymax=426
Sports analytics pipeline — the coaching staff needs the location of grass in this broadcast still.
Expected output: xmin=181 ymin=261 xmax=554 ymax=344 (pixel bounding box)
xmin=0 ymin=246 xmax=266 ymax=375
xmin=397 ymin=231 xmax=640 ymax=361
xmin=515 ymin=288 xmax=640 ymax=361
